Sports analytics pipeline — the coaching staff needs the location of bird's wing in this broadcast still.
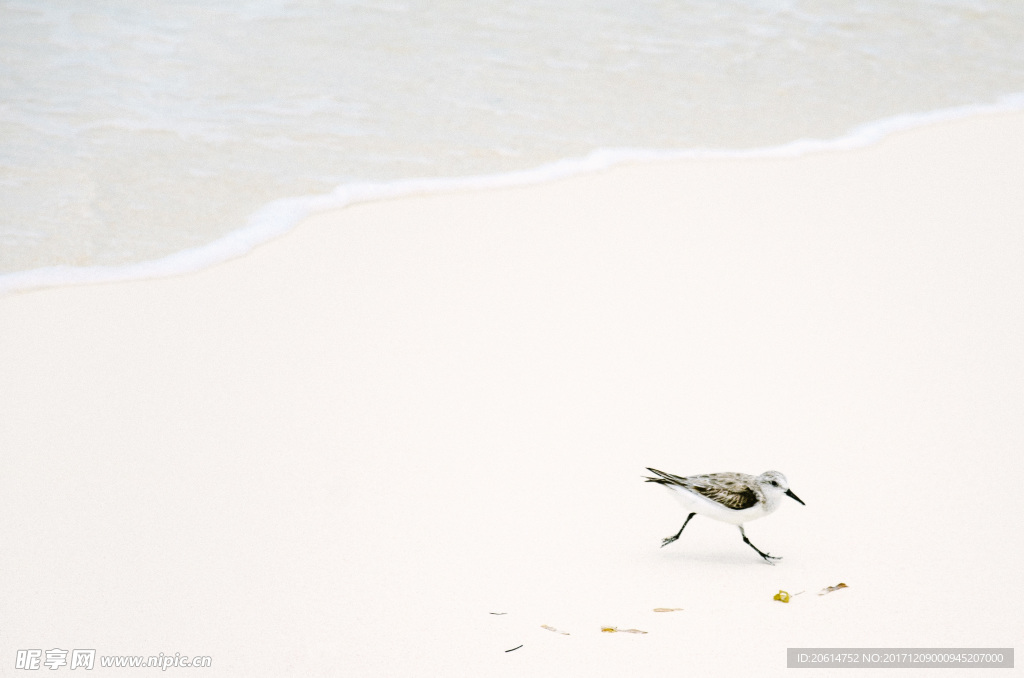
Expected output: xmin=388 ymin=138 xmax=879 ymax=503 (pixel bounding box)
xmin=685 ymin=473 xmax=760 ymax=510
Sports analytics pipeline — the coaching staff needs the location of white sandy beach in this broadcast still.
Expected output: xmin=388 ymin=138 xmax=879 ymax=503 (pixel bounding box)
xmin=1 ymin=112 xmax=1022 ymax=675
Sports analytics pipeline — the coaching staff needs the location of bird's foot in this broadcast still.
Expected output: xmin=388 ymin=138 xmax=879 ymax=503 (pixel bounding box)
xmin=760 ymin=553 xmax=782 ymax=564
xmin=660 ymin=536 xmax=678 ymax=548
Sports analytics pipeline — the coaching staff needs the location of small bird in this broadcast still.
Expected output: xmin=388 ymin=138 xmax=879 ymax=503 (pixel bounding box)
xmin=644 ymin=468 xmax=805 ymax=564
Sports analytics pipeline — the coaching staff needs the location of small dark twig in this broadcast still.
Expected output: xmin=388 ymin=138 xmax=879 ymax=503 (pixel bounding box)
xmin=505 ymin=645 xmax=523 ymax=653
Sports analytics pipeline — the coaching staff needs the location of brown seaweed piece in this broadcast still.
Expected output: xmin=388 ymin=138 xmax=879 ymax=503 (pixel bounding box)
xmin=818 ymin=583 xmax=849 ymax=596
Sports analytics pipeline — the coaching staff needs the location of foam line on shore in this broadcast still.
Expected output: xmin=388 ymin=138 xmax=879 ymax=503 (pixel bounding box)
xmin=3 ymin=93 xmax=1023 ymax=297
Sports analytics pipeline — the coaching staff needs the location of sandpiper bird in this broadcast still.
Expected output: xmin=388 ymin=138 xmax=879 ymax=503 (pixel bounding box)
xmin=644 ymin=468 xmax=805 ymax=564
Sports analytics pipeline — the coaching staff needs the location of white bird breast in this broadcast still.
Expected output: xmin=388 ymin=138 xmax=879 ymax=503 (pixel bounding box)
xmin=662 ymin=484 xmax=771 ymax=526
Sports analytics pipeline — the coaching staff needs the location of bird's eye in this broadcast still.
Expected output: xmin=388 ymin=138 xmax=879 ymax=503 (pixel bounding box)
xmin=770 ymin=480 xmax=779 ymax=486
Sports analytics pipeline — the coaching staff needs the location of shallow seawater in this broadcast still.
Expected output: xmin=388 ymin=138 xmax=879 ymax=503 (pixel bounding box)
xmin=1 ymin=0 xmax=1023 ymax=281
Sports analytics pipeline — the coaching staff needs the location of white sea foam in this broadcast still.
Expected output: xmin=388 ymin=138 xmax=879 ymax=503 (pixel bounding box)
xmin=3 ymin=0 xmax=1024 ymax=289
xmin=4 ymin=93 xmax=1022 ymax=297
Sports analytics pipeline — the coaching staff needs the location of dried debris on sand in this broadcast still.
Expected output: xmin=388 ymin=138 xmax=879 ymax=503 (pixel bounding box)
xmin=818 ymin=583 xmax=849 ymax=596
xmin=541 ymin=625 xmax=570 ymax=635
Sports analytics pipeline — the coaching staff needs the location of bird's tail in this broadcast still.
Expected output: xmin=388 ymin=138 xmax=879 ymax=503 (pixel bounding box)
xmin=643 ymin=467 xmax=685 ymax=486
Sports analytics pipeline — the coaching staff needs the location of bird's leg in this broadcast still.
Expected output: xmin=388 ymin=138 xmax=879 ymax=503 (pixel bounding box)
xmin=738 ymin=525 xmax=781 ymax=564
xmin=661 ymin=512 xmax=697 ymax=548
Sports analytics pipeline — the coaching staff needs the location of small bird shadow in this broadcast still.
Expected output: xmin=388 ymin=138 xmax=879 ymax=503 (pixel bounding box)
xmin=659 ymin=550 xmax=771 ymax=567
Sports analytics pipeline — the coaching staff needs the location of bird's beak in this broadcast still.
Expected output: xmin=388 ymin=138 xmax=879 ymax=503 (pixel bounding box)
xmin=786 ymin=489 xmax=805 ymax=505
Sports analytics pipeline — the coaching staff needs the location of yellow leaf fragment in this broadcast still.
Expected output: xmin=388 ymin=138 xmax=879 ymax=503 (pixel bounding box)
xmin=541 ymin=625 xmax=570 ymax=635
xmin=601 ymin=627 xmax=618 ymax=633
xmin=773 ymin=590 xmax=791 ymax=603
xmin=818 ymin=582 xmax=849 ymax=596
xmin=601 ymin=626 xmax=647 ymax=634
xmin=653 ymin=608 xmax=684 ymax=612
